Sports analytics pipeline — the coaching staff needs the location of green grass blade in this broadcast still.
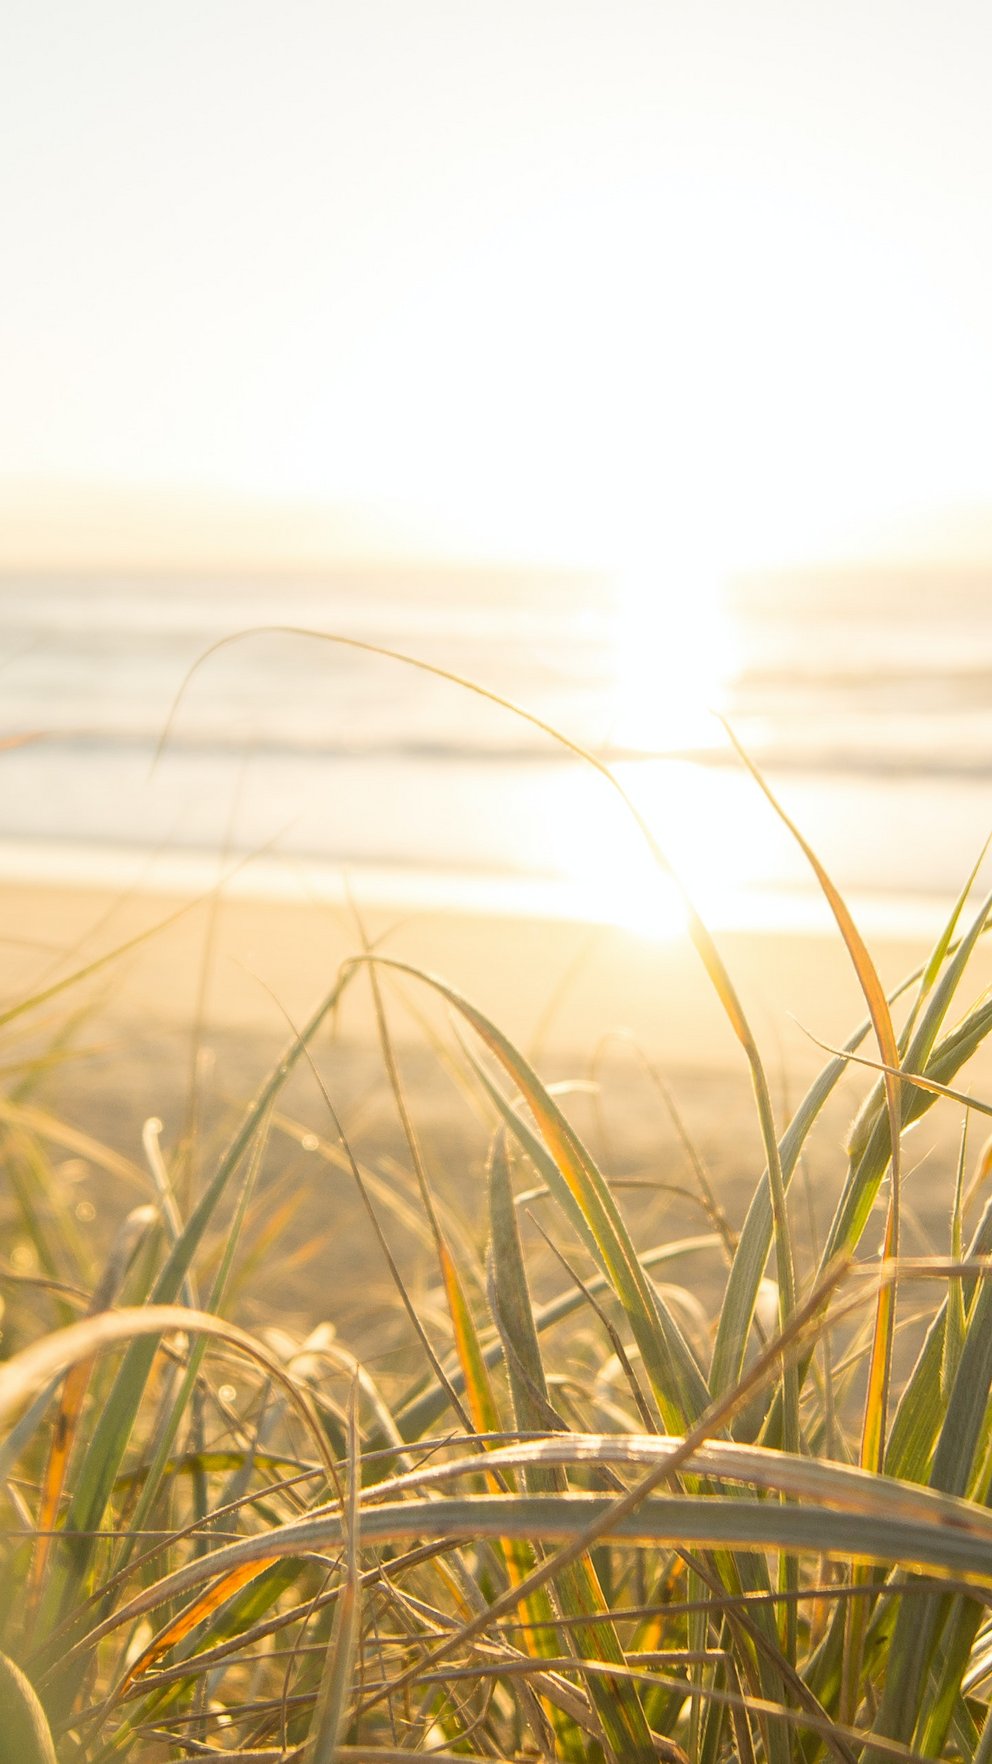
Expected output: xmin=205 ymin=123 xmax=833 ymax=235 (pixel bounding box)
xmin=886 ymin=1193 xmax=992 ymax=1483
xmin=711 ymin=1005 xmax=883 ymax=1399
xmin=866 ymin=1226 xmax=992 ymax=1755
xmin=304 ymin=1385 xmax=361 ymax=1764
xmin=0 ymin=1653 xmax=57 ymax=1764
xmin=54 ymin=1488 xmax=992 ymax=1652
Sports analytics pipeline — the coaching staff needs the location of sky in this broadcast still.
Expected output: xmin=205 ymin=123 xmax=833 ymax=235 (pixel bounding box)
xmin=4 ymin=1 xmax=992 ymax=574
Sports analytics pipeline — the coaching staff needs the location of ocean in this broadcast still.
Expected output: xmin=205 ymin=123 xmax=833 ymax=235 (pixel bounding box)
xmin=1 ymin=565 xmax=989 ymax=938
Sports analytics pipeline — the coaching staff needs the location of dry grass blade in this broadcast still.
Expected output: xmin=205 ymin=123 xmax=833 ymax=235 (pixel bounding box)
xmin=0 ymin=1304 xmax=333 ymax=1468
xmin=344 ymin=1255 xmax=854 ymax=1731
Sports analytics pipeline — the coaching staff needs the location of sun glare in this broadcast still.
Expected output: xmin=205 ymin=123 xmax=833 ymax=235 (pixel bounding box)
xmin=548 ymin=750 xmax=780 ymax=945
xmin=532 ymin=565 xmax=760 ymax=943
xmin=550 ymin=786 xmax=691 ymax=942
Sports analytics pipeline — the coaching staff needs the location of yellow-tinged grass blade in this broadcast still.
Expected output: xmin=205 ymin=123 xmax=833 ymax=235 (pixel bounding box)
xmin=393 ymin=1232 xmax=719 ymax=1448
xmin=710 ymin=993 xmax=910 ymax=1401
xmin=843 ymin=888 xmax=992 ymax=1179
xmin=438 ymin=1238 xmax=501 ymax=1443
xmin=886 ymin=1196 xmax=992 ymax=1484
xmin=942 ymin=1124 xmax=970 ymax=1399
xmin=54 ymin=1474 xmax=992 ymax=1668
xmin=3 ymin=1305 xmax=329 ymax=1709
xmin=28 ymin=1355 xmax=95 ymax=1607
xmin=120 ymin=1557 xmax=279 ymax=1692
xmin=362 ymin=955 xmax=798 ymax=1749
xmin=488 ymin=1135 xmax=659 ymax=1763
xmin=0 ymin=1098 xmax=150 ymax=1192
xmin=0 ymin=1304 xmax=333 ymax=1465
xmin=100 ymin=1121 xmax=271 ymax=1607
xmin=790 ymin=915 xmax=992 ymax=1478
xmin=719 ymin=730 xmax=957 ymax=1711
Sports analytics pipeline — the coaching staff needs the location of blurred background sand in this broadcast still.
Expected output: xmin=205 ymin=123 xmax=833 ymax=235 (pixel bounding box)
xmin=6 ymin=877 xmax=989 ymax=1365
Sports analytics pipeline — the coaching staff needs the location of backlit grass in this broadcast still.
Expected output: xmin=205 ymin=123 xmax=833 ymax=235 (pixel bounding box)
xmin=2 ymin=633 xmax=992 ymax=1762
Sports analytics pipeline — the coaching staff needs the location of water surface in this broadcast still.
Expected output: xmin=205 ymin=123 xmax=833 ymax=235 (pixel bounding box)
xmin=1 ymin=566 xmax=988 ymax=936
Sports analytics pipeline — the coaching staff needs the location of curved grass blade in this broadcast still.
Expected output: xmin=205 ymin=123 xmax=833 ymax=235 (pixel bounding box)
xmin=0 ymin=856 xmax=263 ymax=1033
xmin=0 ymin=1304 xmax=332 ymax=1462
xmin=102 ymin=1119 xmax=270 ymax=1596
xmin=352 ymin=952 xmax=801 ymax=1742
xmin=53 ymin=1484 xmax=992 ymax=1661
xmin=5 ymin=1304 xmax=335 ymax=1704
xmin=70 ymin=1255 xmax=847 ymax=1751
xmin=0 ymin=1652 xmax=57 ymax=1764
xmin=759 ymin=975 xmax=992 ymax=1456
xmin=800 ymin=1032 xmax=992 ymax=1122
xmin=827 ymin=891 xmax=992 ymax=1266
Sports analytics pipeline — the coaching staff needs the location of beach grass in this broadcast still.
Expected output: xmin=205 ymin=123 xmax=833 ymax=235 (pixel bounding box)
xmin=2 ymin=637 xmax=992 ymax=1761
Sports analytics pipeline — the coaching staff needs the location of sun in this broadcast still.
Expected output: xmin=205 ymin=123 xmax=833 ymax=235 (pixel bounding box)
xmin=533 ymin=556 xmax=759 ymax=941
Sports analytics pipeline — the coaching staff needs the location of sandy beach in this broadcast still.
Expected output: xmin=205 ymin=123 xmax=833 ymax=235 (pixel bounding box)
xmin=4 ymin=876 xmax=990 ymax=1348
xmin=5 ymin=873 xmax=972 ymax=1066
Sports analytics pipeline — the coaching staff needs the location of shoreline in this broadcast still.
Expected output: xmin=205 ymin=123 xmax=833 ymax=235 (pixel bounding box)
xmin=0 ymin=834 xmax=977 ymax=946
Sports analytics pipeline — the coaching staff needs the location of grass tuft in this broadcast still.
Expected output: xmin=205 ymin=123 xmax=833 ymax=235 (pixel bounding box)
xmin=2 ymin=629 xmax=992 ymax=1759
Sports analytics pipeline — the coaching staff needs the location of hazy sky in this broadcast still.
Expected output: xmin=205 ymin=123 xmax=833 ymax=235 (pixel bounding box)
xmin=5 ymin=2 xmax=992 ymax=571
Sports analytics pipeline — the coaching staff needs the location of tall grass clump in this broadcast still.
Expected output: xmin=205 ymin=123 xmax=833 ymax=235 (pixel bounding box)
xmin=2 ymin=627 xmax=992 ymax=1761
